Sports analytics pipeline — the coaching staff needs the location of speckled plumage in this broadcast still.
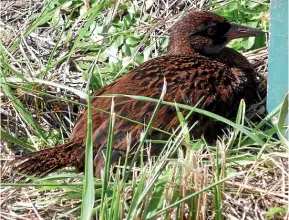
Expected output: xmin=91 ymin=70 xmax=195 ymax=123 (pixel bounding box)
xmin=11 ymin=11 xmax=264 ymax=178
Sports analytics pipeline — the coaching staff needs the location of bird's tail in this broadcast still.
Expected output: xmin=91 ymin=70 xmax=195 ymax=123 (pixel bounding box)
xmin=10 ymin=141 xmax=84 ymax=177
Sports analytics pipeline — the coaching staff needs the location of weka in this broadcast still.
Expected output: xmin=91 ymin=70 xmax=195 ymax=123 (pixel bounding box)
xmin=11 ymin=11 xmax=264 ymax=178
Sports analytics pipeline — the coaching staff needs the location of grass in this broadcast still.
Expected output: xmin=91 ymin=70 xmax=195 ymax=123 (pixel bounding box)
xmin=1 ymin=0 xmax=288 ymax=219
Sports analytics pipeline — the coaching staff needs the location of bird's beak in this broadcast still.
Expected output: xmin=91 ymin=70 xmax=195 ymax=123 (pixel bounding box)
xmin=225 ymin=23 xmax=266 ymax=40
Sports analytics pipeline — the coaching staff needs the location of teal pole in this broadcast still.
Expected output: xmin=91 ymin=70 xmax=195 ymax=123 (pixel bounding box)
xmin=267 ymin=0 xmax=288 ymax=112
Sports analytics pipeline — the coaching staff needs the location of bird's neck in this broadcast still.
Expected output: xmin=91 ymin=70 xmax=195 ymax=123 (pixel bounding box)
xmin=209 ymin=48 xmax=254 ymax=72
xmin=168 ymin=35 xmax=253 ymax=72
xmin=168 ymin=34 xmax=198 ymax=57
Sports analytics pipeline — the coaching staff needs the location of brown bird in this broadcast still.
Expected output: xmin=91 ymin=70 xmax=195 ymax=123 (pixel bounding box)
xmin=11 ymin=11 xmax=265 ymax=178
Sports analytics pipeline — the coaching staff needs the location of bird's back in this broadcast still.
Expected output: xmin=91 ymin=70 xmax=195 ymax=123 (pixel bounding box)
xmin=70 ymin=54 xmax=258 ymax=155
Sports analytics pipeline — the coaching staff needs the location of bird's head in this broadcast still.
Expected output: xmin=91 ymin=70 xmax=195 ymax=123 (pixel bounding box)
xmin=168 ymin=11 xmax=265 ymax=56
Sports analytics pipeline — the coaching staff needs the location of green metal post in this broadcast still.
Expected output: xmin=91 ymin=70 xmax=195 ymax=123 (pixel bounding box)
xmin=268 ymin=0 xmax=288 ymax=113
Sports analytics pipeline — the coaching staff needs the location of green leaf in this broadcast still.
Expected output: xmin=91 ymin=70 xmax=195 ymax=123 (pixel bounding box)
xmin=265 ymin=206 xmax=288 ymax=218
xmin=126 ymin=36 xmax=141 ymax=45
xmin=241 ymin=37 xmax=255 ymax=50
xmin=51 ymin=8 xmax=64 ymax=27
xmin=175 ymin=103 xmax=190 ymax=143
xmin=145 ymin=181 xmax=166 ymax=217
xmin=227 ymin=2 xmax=238 ymax=11
xmin=107 ymin=42 xmax=119 ymax=63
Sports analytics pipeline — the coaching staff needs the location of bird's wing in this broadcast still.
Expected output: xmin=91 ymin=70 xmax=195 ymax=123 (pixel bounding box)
xmin=71 ymin=56 xmax=250 ymax=175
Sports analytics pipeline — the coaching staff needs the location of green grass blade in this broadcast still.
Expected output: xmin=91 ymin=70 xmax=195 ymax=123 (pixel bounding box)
xmin=1 ymin=44 xmax=47 ymax=142
xmin=277 ymin=93 xmax=289 ymax=150
xmin=150 ymin=172 xmax=247 ymax=219
xmin=126 ymin=167 xmax=147 ymax=219
xmin=110 ymin=168 xmax=121 ymax=220
xmin=66 ymin=2 xmax=106 ymax=60
xmin=102 ymin=94 xmax=265 ymax=145
xmin=213 ymin=143 xmax=222 ymax=220
xmin=175 ymin=102 xmax=190 ymax=143
xmin=122 ymin=79 xmax=168 ymax=184
xmin=80 ymin=92 xmax=95 ymax=220
xmin=39 ymin=8 xmax=74 ymax=79
xmin=9 ymin=0 xmax=55 ymax=52
xmin=236 ymin=100 xmax=246 ymax=148
xmin=100 ymin=100 xmax=116 ymax=220
xmin=0 ymin=129 xmax=36 ymax=152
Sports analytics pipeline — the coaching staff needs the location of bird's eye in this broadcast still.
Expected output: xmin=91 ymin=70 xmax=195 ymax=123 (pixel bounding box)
xmin=207 ymin=26 xmax=217 ymax=35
